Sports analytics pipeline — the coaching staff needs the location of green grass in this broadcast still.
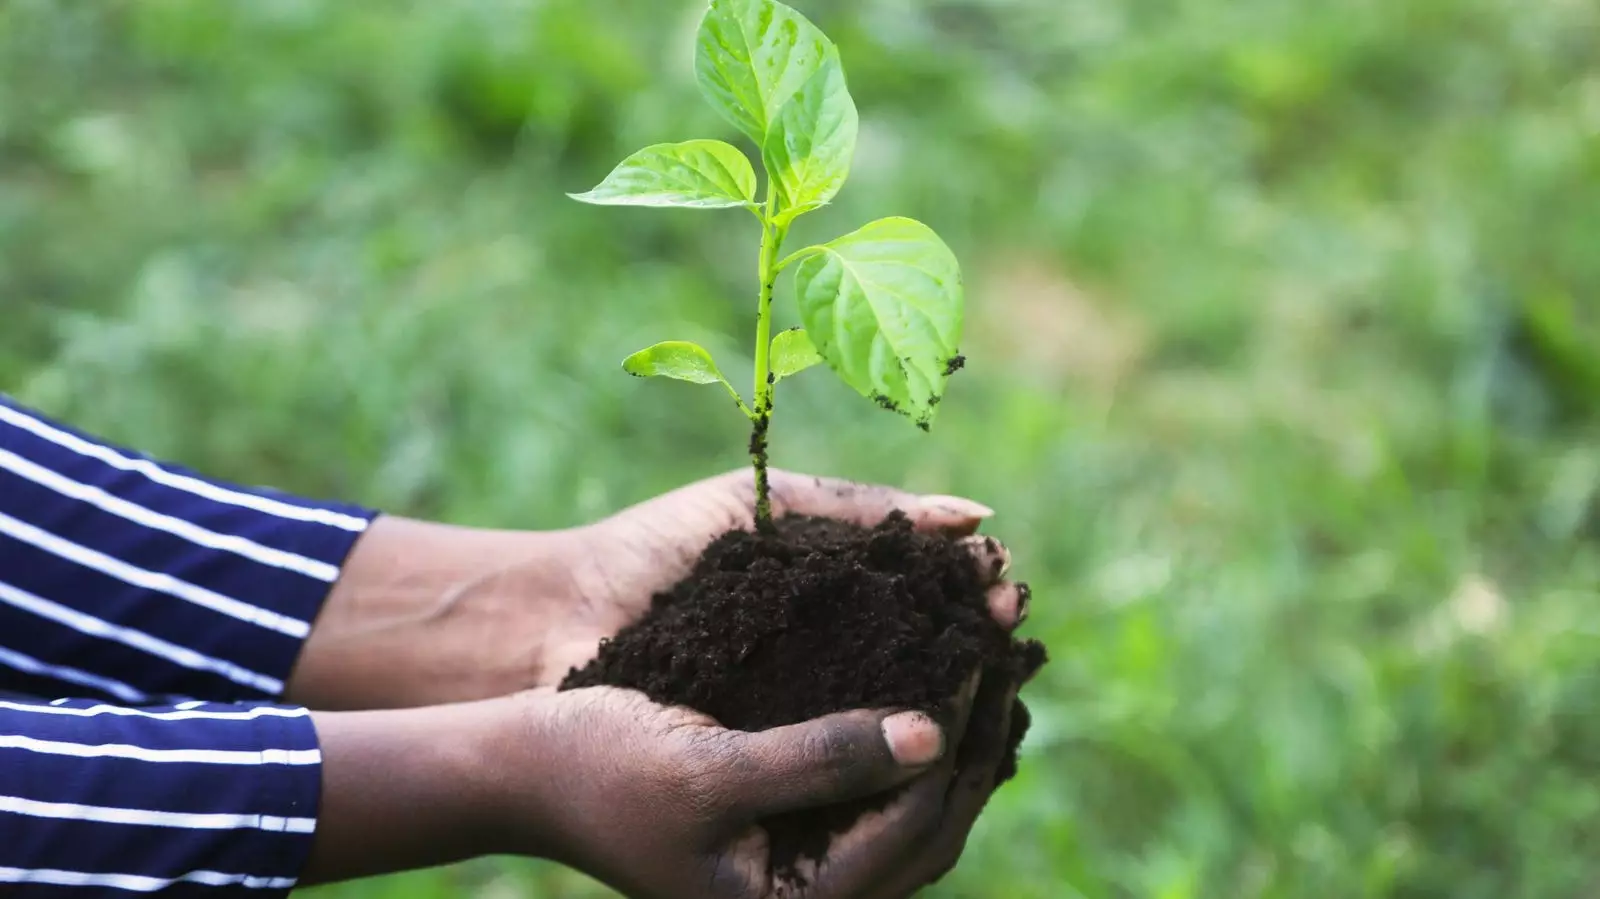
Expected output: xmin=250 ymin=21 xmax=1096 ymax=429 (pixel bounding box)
xmin=3 ymin=0 xmax=1599 ymax=896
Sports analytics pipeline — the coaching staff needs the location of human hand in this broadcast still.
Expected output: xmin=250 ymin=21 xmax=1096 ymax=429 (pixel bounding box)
xmin=305 ymin=675 xmax=1013 ymax=897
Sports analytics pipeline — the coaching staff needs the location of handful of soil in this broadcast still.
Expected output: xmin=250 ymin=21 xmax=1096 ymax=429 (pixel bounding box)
xmin=560 ymin=511 xmax=1047 ymax=880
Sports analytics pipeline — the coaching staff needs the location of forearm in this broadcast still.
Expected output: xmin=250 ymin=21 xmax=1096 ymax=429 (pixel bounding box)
xmin=300 ymin=699 xmax=510 ymax=885
xmin=286 ymin=517 xmax=580 ymax=710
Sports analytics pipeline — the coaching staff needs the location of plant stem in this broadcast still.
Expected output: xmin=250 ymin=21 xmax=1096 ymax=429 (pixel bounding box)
xmin=750 ymin=198 xmax=786 ymax=530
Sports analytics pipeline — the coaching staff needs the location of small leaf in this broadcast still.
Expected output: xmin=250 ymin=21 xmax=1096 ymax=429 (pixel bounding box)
xmin=793 ymin=217 xmax=965 ymax=426
xmin=622 ymin=341 xmax=752 ymax=416
xmin=770 ymin=328 xmax=823 ymax=381
xmin=622 ymin=340 xmax=732 ymax=384
xmin=695 ymin=0 xmax=833 ymax=143
xmin=570 ymin=140 xmax=756 ymax=209
xmin=764 ymin=52 xmax=858 ymax=222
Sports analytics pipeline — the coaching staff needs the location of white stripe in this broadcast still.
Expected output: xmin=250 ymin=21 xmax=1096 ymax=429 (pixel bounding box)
xmin=0 ymin=866 xmax=296 ymax=892
xmin=0 ymin=403 xmax=369 ymax=532
xmin=0 ymin=701 xmax=306 ymax=722
xmin=0 ymin=734 xmax=320 ymax=765
xmin=0 ymin=511 xmax=310 ymax=638
xmin=0 ymin=794 xmax=316 ymax=832
xmin=0 ymin=579 xmax=284 ymax=695
xmin=0 ymin=448 xmax=339 ymax=582
xmin=0 ymin=646 xmax=148 ymax=703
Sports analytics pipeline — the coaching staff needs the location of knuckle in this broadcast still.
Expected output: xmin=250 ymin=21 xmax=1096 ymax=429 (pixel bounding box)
xmin=807 ymin=720 xmax=863 ymax=764
xmin=829 ymin=477 xmax=888 ymax=504
xmin=681 ymin=726 xmax=734 ymax=768
xmin=801 ymin=720 xmax=872 ymax=784
xmin=675 ymin=730 xmax=745 ymax=817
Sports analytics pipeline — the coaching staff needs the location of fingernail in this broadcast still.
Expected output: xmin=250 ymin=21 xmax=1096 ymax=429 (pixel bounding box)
xmin=881 ymin=711 xmax=945 ymax=767
xmin=921 ymin=495 xmax=995 ymax=519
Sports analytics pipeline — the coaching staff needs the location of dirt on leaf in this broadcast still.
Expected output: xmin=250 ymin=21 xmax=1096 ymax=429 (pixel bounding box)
xmin=560 ymin=511 xmax=1047 ymax=884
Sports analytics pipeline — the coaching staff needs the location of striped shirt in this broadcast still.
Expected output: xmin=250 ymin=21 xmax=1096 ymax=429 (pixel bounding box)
xmin=0 ymin=396 xmax=375 ymax=895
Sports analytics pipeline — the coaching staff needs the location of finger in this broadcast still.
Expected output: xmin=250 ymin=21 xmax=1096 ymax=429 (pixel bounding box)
xmin=984 ymin=581 xmax=1029 ymax=631
xmin=800 ymin=764 xmax=953 ymax=898
xmin=738 ymin=678 xmax=980 ymax=897
xmin=957 ymin=535 xmax=1012 ymax=584
xmin=803 ymin=673 xmax=981 ymax=899
xmin=720 ymin=708 xmax=947 ymax=818
xmin=944 ymin=671 xmax=982 ymax=751
xmin=797 ymin=674 xmax=980 ymax=898
xmin=922 ymin=689 xmax=1017 ymax=885
xmin=766 ymin=469 xmax=994 ymax=536
xmin=876 ymin=683 xmax=1019 ymax=897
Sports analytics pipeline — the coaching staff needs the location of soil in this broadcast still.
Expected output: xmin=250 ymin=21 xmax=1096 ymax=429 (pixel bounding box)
xmin=560 ymin=511 xmax=1048 ymax=882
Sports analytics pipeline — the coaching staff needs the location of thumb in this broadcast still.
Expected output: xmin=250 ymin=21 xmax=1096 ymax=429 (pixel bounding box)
xmin=767 ymin=470 xmax=994 ymax=536
xmin=718 ymin=709 xmax=946 ymax=818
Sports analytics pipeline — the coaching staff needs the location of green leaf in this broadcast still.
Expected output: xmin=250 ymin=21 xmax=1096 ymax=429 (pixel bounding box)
xmin=695 ymin=0 xmax=833 ymax=144
xmin=622 ymin=340 xmax=731 ymax=383
xmin=570 ymin=140 xmax=757 ymax=209
xmin=770 ymin=328 xmax=823 ymax=381
xmin=764 ymin=52 xmax=858 ymax=222
xmin=793 ymin=217 xmax=965 ymax=426
xmin=622 ymin=340 xmax=753 ymax=416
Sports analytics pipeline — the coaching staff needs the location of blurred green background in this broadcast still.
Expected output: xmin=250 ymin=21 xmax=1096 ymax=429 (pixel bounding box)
xmin=4 ymin=0 xmax=1600 ymax=896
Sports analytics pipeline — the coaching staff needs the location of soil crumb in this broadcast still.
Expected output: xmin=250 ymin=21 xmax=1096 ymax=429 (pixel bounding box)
xmin=561 ymin=512 xmax=1046 ymax=884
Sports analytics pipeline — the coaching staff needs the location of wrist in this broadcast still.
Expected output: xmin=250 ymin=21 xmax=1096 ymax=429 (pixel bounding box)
xmin=288 ymin=516 xmax=584 ymax=709
xmin=304 ymin=700 xmax=506 ymax=884
xmin=463 ymin=692 xmax=568 ymax=861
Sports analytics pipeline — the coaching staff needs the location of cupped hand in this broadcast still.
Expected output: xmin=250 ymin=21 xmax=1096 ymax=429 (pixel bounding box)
xmin=532 ymin=469 xmax=1030 ymax=685
xmin=477 ymin=675 xmax=1011 ymax=899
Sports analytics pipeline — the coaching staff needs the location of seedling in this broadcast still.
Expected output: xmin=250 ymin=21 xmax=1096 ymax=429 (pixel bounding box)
xmin=572 ymin=0 xmax=964 ymax=528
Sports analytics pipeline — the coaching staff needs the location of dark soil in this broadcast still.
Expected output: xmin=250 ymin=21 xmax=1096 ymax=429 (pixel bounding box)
xmin=560 ymin=511 xmax=1047 ymax=882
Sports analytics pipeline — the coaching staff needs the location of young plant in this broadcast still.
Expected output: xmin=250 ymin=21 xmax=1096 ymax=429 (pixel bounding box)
xmin=571 ymin=0 xmax=965 ymax=528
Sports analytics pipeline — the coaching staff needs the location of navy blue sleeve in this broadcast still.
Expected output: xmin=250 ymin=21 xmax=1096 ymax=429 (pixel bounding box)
xmin=0 ymin=395 xmax=375 ymax=703
xmin=0 ymin=698 xmax=322 ymax=896
xmin=0 ymin=395 xmax=379 ymax=895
